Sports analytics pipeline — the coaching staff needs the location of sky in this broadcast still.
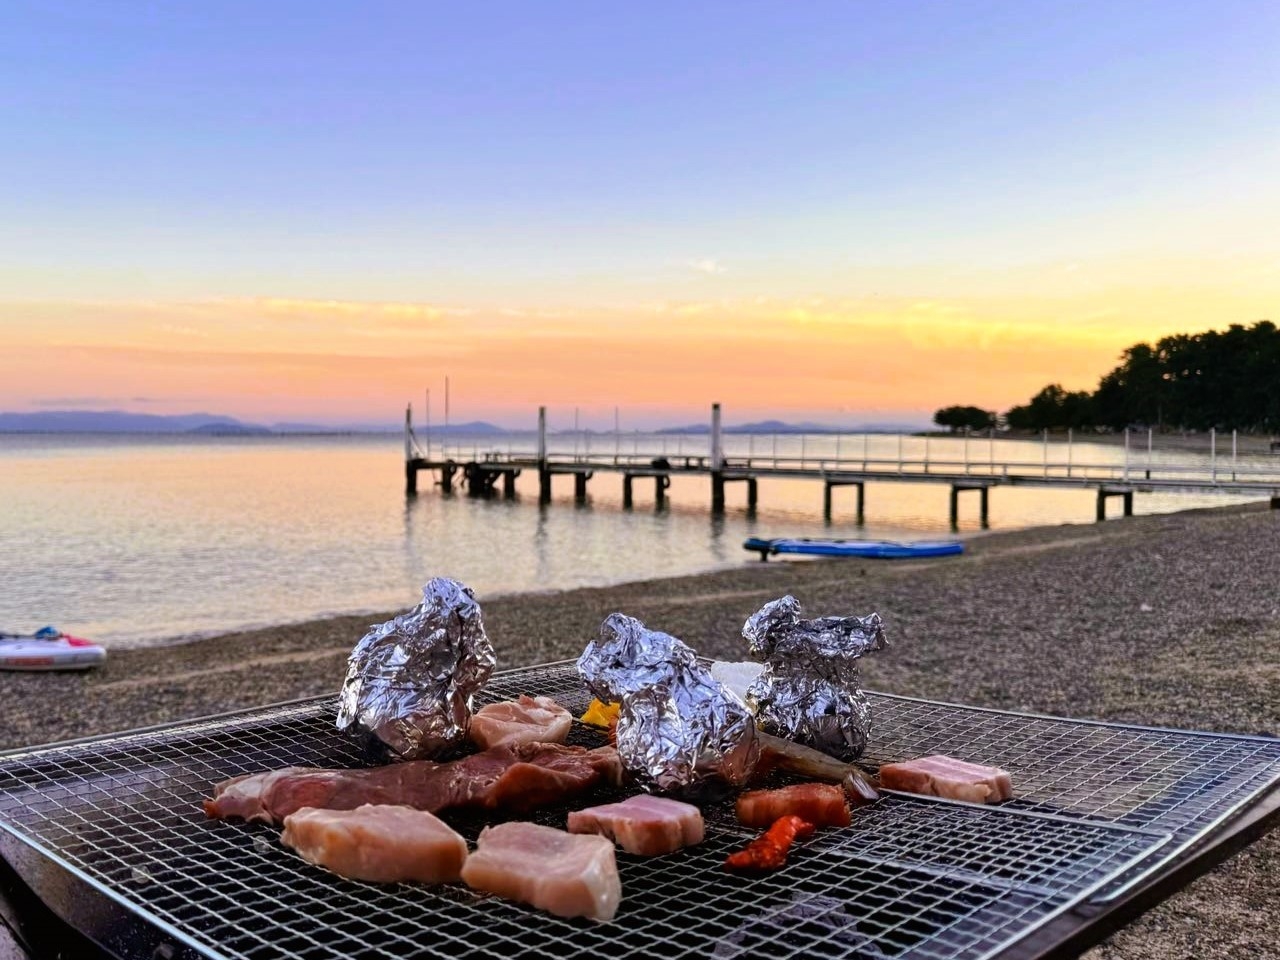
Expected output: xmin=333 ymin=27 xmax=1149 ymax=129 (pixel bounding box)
xmin=1 ymin=1 xmax=1278 ymax=428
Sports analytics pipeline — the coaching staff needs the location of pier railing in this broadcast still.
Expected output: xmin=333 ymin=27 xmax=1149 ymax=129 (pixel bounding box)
xmin=403 ymin=404 xmax=1280 ymax=518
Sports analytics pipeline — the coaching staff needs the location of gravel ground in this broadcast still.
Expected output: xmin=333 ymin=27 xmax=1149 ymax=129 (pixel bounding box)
xmin=1 ymin=503 xmax=1278 ymax=958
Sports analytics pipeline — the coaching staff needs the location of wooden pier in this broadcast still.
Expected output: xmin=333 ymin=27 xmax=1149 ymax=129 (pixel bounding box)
xmin=404 ymin=404 xmax=1280 ymax=528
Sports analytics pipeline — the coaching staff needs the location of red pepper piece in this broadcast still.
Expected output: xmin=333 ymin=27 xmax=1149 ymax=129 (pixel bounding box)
xmin=725 ymin=815 xmax=816 ymax=873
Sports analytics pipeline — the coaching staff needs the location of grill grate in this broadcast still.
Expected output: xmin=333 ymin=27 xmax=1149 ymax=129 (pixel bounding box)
xmin=0 ymin=662 xmax=1276 ymax=960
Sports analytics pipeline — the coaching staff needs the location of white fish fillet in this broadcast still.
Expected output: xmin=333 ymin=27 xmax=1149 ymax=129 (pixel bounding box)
xmin=461 ymin=821 xmax=621 ymax=922
xmin=568 ymin=794 xmax=705 ymax=856
xmin=470 ymin=695 xmax=573 ymax=749
xmin=281 ymin=804 xmax=468 ymax=884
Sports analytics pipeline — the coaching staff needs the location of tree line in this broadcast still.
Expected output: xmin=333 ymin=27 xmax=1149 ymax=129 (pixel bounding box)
xmin=935 ymin=321 xmax=1280 ymax=434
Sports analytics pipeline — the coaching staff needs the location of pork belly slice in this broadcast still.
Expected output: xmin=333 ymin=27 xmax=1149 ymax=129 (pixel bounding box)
xmin=462 ymin=822 xmax=621 ymax=922
xmin=735 ymin=782 xmax=851 ymax=829
xmin=878 ymin=755 xmax=1014 ymax=804
xmin=470 ymin=695 xmax=573 ymax=750
xmin=281 ymin=804 xmax=467 ymax=884
xmin=567 ymin=794 xmax=704 ymax=856
xmin=203 ymin=742 xmax=622 ymax=825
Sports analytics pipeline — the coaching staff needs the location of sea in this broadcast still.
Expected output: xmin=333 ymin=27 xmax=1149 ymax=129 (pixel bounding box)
xmin=0 ymin=431 xmax=1267 ymax=648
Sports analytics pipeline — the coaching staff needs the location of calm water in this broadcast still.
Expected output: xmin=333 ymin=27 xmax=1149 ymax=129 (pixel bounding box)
xmin=0 ymin=433 xmax=1266 ymax=647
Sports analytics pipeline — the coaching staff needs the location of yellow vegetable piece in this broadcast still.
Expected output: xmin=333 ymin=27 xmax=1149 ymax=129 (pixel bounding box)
xmin=580 ymin=699 xmax=621 ymax=728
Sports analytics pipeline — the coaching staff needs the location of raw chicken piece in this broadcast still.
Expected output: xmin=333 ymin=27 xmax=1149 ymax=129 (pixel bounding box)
xmin=281 ymin=804 xmax=467 ymax=884
xmin=204 ymin=742 xmax=622 ymax=824
xmin=878 ymin=755 xmax=1013 ymax=804
xmin=470 ymin=695 xmax=573 ymax=749
xmin=736 ymin=782 xmax=851 ymax=828
xmin=462 ymin=822 xmax=621 ymax=922
xmin=567 ymin=794 xmax=704 ymax=856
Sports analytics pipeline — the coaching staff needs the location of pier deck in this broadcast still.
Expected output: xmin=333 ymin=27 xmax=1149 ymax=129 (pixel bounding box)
xmin=404 ymin=405 xmax=1280 ymax=527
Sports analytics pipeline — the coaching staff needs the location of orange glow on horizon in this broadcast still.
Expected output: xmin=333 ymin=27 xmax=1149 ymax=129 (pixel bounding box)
xmin=3 ymin=266 xmax=1277 ymax=426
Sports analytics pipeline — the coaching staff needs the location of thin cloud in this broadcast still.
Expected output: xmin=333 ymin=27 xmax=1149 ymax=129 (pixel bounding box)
xmin=687 ymin=258 xmax=727 ymax=275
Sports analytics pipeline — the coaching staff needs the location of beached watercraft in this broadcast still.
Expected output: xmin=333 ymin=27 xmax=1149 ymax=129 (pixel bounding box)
xmin=743 ymin=537 xmax=964 ymax=561
xmin=0 ymin=627 xmax=107 ymax=671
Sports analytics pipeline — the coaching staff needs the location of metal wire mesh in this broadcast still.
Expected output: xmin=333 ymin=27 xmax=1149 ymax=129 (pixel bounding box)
xmin=0 ymin=662 xmax=1274 ymax=960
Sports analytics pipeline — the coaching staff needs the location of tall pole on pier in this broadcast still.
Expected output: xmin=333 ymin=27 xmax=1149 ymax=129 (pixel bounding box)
xmin=710 ymin=402 xmax=725 ymax=514
xmin=425 ymin=389 xmax=431 ymax=458
xmin=537 ymin=406 xmax=550 ymax=503
xmin=404 ymin=404 xmax=418 ymax=496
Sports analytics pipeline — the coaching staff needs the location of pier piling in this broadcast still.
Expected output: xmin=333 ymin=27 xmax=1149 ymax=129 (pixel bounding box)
xmin=950 ymin=483 xmax=990 ymax=530
xmin=824 ymin=480 xmax=866 ymax=525
xmin=1096 ymin=487 xmax=1135 ymax=521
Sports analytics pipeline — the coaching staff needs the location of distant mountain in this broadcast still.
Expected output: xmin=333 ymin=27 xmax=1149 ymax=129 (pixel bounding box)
xmin=656 ymin=420 xmax=843 ymax=435
xmin=414 ymin=421 xmax=506 ymax=436
xmin=0 ymin=410 xmax=267 ymax=433
xmin=186 ymin=421 xmax=273 ymax=436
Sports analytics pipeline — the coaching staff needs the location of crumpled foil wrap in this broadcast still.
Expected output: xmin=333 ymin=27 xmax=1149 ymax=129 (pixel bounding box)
xmin=577 ymin=613 xmax=759 ymax=795
xmin=336 ymin=577 xmax=495 ymax=760
xmin=743 ymin=595 xmax=887 ymax=761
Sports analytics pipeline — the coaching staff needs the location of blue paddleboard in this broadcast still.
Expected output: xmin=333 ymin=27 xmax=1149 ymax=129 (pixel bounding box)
xmin=744 ymin=537 xmax=964 ymax=560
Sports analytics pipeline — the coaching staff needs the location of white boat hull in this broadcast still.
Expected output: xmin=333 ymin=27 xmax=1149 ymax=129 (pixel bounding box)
xmin=0 ymin=638 xmax=107 ymax=671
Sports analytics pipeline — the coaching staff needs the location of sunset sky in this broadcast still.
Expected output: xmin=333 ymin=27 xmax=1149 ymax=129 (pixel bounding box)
xmin=2 ymin=1 xmax=1278 ymax=428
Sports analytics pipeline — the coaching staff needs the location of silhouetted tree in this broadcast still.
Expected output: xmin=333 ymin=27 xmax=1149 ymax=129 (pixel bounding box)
xmin=933 ymin=405 xmax=996 ymax=433
xmin=1001 ymin=320 xmax=1280 ymax=432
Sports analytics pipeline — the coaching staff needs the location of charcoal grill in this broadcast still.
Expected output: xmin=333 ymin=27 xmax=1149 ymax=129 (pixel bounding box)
xmin=1 ymin=661 xmax=1278 ymax=960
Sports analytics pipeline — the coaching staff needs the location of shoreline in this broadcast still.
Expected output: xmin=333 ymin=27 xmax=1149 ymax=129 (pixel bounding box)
xmin=1 ymin=501 xmax=1277 ymax=958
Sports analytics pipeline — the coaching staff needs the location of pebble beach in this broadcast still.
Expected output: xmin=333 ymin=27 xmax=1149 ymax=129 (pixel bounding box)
xmin=1 ymin=503 xmax=1277 ymax=958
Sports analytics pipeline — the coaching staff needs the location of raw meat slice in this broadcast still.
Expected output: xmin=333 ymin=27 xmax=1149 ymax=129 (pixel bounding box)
xmin=281 ymin=804 xmax=467 ymax=884
xmin=567 ymin=794 xmax=704 ymax=856
xmin=462 ymin=822 xmax=621 ymax=922
xmin=470 ymin=695 xmax=573 ymax=749
xmin=203 ymin=742 xmax=622 ymax=824
xmin=878 ymin=755 xmax=1014 ymax=804
xmin=735 ymin=782 xmax=851 ymax=828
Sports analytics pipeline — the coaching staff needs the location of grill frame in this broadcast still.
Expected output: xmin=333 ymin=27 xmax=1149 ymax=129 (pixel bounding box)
xmin=0 ymin=660 xmax=1277 ymax=960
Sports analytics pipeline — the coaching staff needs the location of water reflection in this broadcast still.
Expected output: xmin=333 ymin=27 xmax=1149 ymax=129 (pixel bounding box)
xmin=0 ymin=432 xmax=1266 ymax=647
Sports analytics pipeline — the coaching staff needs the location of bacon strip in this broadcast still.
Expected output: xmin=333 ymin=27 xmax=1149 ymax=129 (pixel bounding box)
xmin=878 ymin=755 xmax=1013 ymax=804
xmin=203 ymin=742 xmax=622 ymax=824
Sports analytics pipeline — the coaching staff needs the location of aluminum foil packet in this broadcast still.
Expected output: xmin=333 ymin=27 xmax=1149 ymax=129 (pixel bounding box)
xmin=743 ymin=595 xmax=887 ymax=761
xmin=577 ymin=613 xmax=759 ymax=795
xmin=336 ymin=577 xmax=495 ymax=760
